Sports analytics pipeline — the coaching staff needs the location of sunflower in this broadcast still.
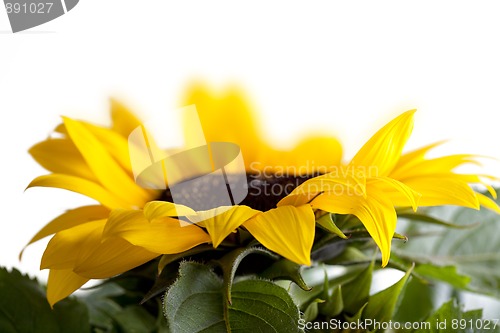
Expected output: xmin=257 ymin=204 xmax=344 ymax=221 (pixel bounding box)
xmin=25 ymin=83 xmax=499 ymax=306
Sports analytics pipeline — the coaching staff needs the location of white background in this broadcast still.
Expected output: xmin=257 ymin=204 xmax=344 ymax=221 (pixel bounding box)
xmin=1 ymin=0 xmax=500 ymax=314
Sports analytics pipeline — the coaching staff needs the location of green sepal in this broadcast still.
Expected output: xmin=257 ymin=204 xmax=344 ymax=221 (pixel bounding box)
xmin=319 ymin=284 xmax=343 ymax=317
xmin=303 ymin=298 xmax=324 ymax=322
xmin=345 ymin=302 xmax=368 ymax=323
xmin=260 ymin=258 xmax=312 ymax=291
xmin=312 ymin=229 xmax=407 ymax=261
xmin=393 ymin=232 xmax=408 ymax=242
xmin=141 ymin=262 xmax=180 ymax=304
xmin=316 ymin=213 xmax=348 ymax=239
xmin=158 ymin=244 xmax=216 ymax=275
xmin=325 ymin=246 xmax=369 ymax=265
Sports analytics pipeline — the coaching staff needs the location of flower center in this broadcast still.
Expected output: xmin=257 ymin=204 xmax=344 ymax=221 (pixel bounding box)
xmin=158 ymin=173 xmax=316 ymax=212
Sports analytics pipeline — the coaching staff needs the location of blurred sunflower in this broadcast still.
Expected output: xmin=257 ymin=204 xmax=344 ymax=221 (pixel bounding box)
xmin=24 ymin=83 xmax=499 ymax=306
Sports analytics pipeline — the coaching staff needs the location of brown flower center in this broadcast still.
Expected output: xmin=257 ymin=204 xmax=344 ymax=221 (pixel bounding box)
xmin=158 ymin=173 xmax=317 ymax=212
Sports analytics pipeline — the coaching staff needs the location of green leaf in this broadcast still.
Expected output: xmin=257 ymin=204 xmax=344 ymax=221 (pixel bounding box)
xmin=52 ymin=297 xmax=91 ymax=333
xmin=163 ymin=261 xmax=301 ymax=333
xmin=164 ymin=262 xmax=225 ymax=332
xmin=393 ymin=274 xmax=433 ymax=323
xmin=415 ymin=299 xmax=500 ymax=333
xmin=394 ymin=200 xmax=500 ymax=297
xmin=399 ymin=212 xmax=480 ymax=229
xmin=81 ymin=281 xmax=169 ymax=332
xmin=341 ymin=261 xmax=373 ymax=314
xmin=213 ymin=246 xmax=278 ymax=303
xmin=228 ymin=279 xmax=302 ymax=332
xmin=0 ymin=267 xmax=90 ymax=333
xmin=113 ymin=305 xmax=157 ymax=333
xmin=415 ymin=264 xmax=471 ymax=289
xmin=363 ymin=264 xmax=414 ymax=324
xmin=80 ymin=283 xmax=123 ymax=332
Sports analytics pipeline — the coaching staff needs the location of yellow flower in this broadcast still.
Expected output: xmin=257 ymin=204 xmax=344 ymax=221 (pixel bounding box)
xmin=25 ymin=90 xmax=342 ymax=306
xmin=25 ymin=83 xmax=499 ymax=307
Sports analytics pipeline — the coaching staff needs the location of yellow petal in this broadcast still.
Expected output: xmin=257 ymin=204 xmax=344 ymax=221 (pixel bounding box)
xmin=29 ymin=139 xmax=97 ymax=181
xmin=244 ymin=205 xmax=315 ymax=266
xmin=74 ymin=237 xmax=159 ymax=279
xmin=444 ymin=173 xmax=498 ymax=199
xmin=41 ymin=216 xmax=157 ymax=280
xmin=369 ymin=177 xmax=420 ymax=211
xmin=21 ymin=205 xmax=109 ymax=259
xmin=401 ymin=176 xmax=480 ymax=209
xmin=110 ymin=98 xmax=143 ymax=138
xmin=51 ymin=120 xmax=144 ymax=181
xmin=394 ymin=141 xmax=446 ymax=169
xmin=391 ymin=154 xmax=480 ymax=180
xmin=311 ymin=189 xmax=396 ymax=267
xmin=277 ymin=170 xmax=366 ymax=207
xmin=55 ymin=122 xmax=135 ymax=176
xmin=83 ymin=122 xmax=138 ymax=176
xmin=310 ymin=194 xmax=358 ymax=216
xmin=485 ymin=184 xmax=498 ymax=199
xmin=102 ymin=209 xmax=211 ymax=254
xmin=288 ymin=169 xmax=366 ymax=197
xmin=127 ymin=124 xmax=173 ymax=189
xmin=192 ymin=206 xmax=260 ymax=247
xmin=286 ymin=136 xmax=343 ymax=174
xmin=352 ymin=196 xmax=396 ymax=267
xmin=53 ymin=122 xmax=67 ymax=135
xmin=350 ymin=110 xmax=416 ymax=176
xmin=47 ymin=269 xmax=89 ymax=307
xmin=63 ymin=117 xmax=150 ymax=207
xmin=27 ymin=174 xmax=130 ymax=209
xmin=41 ymin=220 xmax=106 ymax=270
xmin=143 ymin=200 xmax=196 ymax=220
xmin=277 ymin=191 xmax=321 ymax=207
xmin=476 ymin=193 xmax=500 ymax=214
xmin=181 ymin=83 xmax=267 ymax=169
